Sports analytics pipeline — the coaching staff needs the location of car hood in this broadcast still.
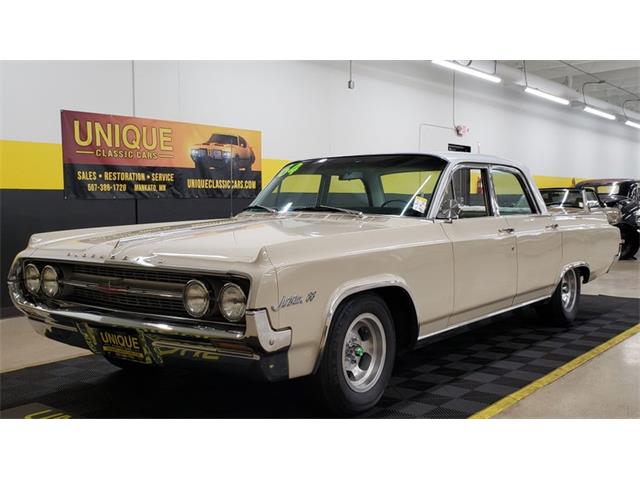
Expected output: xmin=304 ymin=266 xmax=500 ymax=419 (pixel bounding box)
xmin=27 ymin=212 xmax=403 ymax=268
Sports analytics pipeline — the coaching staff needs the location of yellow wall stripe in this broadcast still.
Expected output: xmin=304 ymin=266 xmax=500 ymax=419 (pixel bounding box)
xmin=0 ymin=139 xmax=583 ymax=190
xmin=470 ymin=324 xmax=640 ymax=419
xmin=0 ymin=140 xmax=63 ymax=189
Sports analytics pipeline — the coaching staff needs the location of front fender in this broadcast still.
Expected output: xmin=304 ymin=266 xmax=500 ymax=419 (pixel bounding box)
xmin=312 ymin=273 xmax=418 ymax=374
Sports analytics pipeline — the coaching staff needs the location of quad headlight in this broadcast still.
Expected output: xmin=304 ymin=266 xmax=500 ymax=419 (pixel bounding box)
xmin=218 ymin=283 xmax=246 ymax=322
xmin=183 ymin=280 xmax=210 ymax=318
xmin=24 ymin=263 xmax=41 ymax=294
xmin=41 ymin=265 xmax=61 ymax=297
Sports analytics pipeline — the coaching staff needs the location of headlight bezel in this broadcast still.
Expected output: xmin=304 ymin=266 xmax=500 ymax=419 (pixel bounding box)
xmin=24 ymin=263 xmax=41 ymax=294
xmin=183 ymin=279 xmax=211 ymax=318
xmin=41 ymin=265 xmax=61 ymax=297
xmin=218 ymin=282 xmax=247 ymax=323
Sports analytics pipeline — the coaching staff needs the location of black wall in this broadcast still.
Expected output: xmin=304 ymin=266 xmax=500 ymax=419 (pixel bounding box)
xmin=0 ymin=190 xmax=251 ymax=315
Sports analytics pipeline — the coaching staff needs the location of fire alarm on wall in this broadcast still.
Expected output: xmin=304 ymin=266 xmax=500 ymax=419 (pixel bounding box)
xmin=455 ymin=125 xmax=469 ymax=137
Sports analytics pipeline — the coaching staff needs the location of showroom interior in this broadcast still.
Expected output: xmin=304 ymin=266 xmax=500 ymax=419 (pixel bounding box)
xmin=0 ymin=59 xmax=638 ymax=419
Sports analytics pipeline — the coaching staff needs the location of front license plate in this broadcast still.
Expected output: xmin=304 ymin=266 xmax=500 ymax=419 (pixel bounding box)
xmin=97 ymin=328 xmax=147 ymax=362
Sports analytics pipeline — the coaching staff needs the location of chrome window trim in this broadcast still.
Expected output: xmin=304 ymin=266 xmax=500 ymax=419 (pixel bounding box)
xmin=488 ymin=164 xmax=543 ymax=216
xmin=427 ymin=162 xmax=495 ymax=219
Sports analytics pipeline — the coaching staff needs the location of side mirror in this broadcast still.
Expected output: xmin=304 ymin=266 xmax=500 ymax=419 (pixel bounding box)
xmin=440 ymin=199 xmax=462 ymax=222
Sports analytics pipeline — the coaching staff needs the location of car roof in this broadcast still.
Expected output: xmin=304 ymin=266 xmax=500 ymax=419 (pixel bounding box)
xmin=300 ymin=152 xmax=529 ymax=171
xmin=576 ymin=178 xmax=638 ymax=186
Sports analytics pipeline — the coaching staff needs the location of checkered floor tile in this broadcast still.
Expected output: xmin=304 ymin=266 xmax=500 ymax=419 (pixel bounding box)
xmin=1 ymin=295 xmax=638 ymax=418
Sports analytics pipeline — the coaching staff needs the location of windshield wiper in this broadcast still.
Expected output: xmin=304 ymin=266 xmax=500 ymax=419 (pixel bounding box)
xmin=243 ymin=204 xmax=279 ymax=213
xmin=292 ymin=205 xmax=363 ymax=216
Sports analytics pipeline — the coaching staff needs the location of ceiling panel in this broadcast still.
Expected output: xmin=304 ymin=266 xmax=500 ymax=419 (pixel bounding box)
xmin=500 ymin=60 xmax=640 ymax=114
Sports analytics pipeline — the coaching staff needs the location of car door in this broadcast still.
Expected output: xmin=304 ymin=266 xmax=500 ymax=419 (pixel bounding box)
xmin=436 ymin=165 xmax=517 ymax=328
xmin=490 ymin=166 xmax=562 ymax=303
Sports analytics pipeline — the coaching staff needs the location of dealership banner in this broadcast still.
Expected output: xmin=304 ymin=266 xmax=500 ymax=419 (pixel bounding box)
xmin=61 ymin=110 xmax=261 ymax=199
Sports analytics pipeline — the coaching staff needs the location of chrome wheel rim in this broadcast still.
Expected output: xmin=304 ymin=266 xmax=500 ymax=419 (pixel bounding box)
xmin=341 ymin=313 xmax=386 ymax=393
xmin=560 ymin=269 xmax=578 ymax=311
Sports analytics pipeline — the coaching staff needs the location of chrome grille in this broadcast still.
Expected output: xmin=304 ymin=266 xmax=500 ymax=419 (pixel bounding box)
xmin=71 ymin=264 xmax=193 ymax=284
xmin=21 ymin=260 xmax=250 ymax=321
xmin=70 ymin=287 xmax=186 ymax=316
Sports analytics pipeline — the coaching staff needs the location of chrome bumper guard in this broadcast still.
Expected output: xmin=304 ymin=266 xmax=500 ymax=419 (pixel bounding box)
xmin=8 ymin=280 xmax=292 ymax=379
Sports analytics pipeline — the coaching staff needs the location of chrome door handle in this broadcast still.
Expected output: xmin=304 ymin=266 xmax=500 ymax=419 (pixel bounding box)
xmin=545 ymin=223 xmax=559 ymax=230
xmin=498 ymin=228 xmax=515 ymax=234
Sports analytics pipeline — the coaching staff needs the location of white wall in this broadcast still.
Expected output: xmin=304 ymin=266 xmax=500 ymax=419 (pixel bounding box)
xmin=2 ymin=60 xmax=638 ymax=178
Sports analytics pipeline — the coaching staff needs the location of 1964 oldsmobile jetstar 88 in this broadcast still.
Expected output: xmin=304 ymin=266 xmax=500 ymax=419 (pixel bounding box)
xmin=8 ymin=153 xmax=620 ymax=414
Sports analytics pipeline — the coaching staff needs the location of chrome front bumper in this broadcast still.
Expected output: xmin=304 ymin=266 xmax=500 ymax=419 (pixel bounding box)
xmin=8 ymin=280 xmax=292 ymax=381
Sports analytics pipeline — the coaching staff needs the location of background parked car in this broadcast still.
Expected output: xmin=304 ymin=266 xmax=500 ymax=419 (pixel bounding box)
xmin=574 ymin=179 xmax=640 ymax=260
xmin=190 ymin=133 xmax=256 ymax=173
xmin=539 ymin=187 xmax=622 ymax=225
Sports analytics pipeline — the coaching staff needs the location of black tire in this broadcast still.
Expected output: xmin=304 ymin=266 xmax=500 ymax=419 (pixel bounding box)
xmin=104 ymin=355 xmax=158 ymax=373
xmin=619 ymin=227 xmax=639 ymax=260
xmin=313 ymin=293 xmax=396 ymax=415
xmin=536 ymin=268 xmax=581 ymax=326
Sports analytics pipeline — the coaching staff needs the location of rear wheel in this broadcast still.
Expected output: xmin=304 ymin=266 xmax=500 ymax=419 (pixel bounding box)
xmin=536 ymin=268 xmax=581 ymax=326
xmin=313 ymin=293 xmax=395 ymax=415
xmin=619 ymin=227 xmax=639 ymax=260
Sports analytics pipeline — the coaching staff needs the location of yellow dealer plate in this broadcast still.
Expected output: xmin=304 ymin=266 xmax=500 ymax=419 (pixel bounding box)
xmin=98 ymin=328 xmax=147 ymax=363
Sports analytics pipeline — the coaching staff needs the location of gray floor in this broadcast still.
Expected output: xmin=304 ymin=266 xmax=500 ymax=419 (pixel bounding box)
xmin=498 ymin=260 xmax=640 ymax=418
xmin=1 ymin=261 xmax=638 ymax=417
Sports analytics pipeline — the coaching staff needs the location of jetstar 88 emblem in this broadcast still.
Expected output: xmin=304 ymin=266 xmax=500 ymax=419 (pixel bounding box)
xmin=271 ymin=290 xmax=317 ymax=312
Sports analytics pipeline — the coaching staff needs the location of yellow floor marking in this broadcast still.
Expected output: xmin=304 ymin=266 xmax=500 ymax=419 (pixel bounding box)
xmin=470 ymin=323 xmax=640 ymax=419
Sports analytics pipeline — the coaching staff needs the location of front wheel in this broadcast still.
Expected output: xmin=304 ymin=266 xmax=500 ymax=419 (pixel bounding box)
xmin=313 ymin=293 xmax=396 ymax=415
xmin=536 ymin=268 xmax=581 ymax=326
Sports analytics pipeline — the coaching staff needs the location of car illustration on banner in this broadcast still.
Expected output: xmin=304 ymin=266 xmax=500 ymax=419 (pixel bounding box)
xmin=190 ymin=133 xmax=256 ymax=173
xmin=8 ymin=153 xmax=621 ymax=415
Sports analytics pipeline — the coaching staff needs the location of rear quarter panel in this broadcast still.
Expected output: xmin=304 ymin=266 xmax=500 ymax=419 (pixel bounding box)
xmin=554 ymin=212 xmax=620 ymax=280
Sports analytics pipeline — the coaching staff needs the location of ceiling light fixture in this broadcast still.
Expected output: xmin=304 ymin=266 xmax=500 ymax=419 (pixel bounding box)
xmin=431 ymin=60 xmax=501 ymax=84
xmin=524 ymin=87 xmax=570 ymax=105
xmin=581 ymin=80 xmax=616 ymax=120
xmin=521 ymin=61 xmax=569 ymax=105
xmin=583 ymin=106 xmax=616 ymax=120
xmin=622 ymin=99 xmax=640 ymax=129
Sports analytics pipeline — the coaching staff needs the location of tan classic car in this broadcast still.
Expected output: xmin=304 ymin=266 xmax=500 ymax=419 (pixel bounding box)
xmin=8 ymin=153 xmax=620 ymax=414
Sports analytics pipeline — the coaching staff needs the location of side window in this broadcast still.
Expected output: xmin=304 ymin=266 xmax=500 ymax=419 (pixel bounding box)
xmin=239 ymin=136 xmax=247 ymax=148
xmin=584 ymin=189 xmax=599 ymax=207
xmin=491 ymin=169 xmax=535 ymax=215
xmin=438 ymin=167 xmax=490 ymax=219
xmin=326 ymin=175 xmax=370 ymax=207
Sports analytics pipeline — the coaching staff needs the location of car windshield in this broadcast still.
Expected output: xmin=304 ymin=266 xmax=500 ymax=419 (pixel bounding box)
xmin=208 ymin=134 xmax=238 ymax=145
xmin=541 ymin=189 xmax=583 ymax=208
xmin=248 ymin=154 xmax=447 ymax=217
xmin=596 ymin=184 xmax=619 ymax=195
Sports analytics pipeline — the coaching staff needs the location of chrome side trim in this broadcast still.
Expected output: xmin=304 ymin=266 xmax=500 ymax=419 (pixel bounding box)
xmin=312 ymin=275 xmax=418 ymax=374
xmin=555 ymin=261 xmax=590 ymax=286
xmin=64 ymin=279 xmax=183 ymax=299
xmin=416 ymin=295 xmax=551 ymax=342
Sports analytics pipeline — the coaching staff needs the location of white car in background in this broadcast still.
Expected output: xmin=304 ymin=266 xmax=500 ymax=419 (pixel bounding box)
xmin=8 ymin=153 xmax=620 ymax=414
